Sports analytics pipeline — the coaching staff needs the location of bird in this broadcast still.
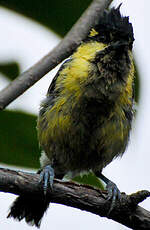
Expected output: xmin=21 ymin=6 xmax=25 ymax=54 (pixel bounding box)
xmin=7 ymin=5 xmax=135 ymax=227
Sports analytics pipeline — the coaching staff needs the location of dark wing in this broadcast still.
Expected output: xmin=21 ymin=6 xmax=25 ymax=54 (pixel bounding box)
xmin=39 ymin=59 xmax=71 ymax=116
xmin=47 ymin=58 xmax=72 ymax=95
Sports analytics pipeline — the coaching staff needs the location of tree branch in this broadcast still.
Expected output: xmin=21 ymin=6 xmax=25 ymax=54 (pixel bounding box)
xmin=0 ymin=167 xmax=150 ymax=229
xmin=0 ymin=0 xmax=113 ymax=110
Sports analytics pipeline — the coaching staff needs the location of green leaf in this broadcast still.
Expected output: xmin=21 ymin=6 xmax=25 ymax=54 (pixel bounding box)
xmin=0 ymin=62 xmax=20 ymax=80
xmin=1 ymin=0 xmax=92 ymax=37
xmin=73 ymin=172 xmax=104 ymax=190
xmin=0 ymin=110 xmax=40 ymax=169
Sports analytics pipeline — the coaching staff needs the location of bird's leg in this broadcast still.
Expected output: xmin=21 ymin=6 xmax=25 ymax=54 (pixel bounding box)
xmin=39 ymin=165 xmax=55 ymax=195
xmin=95 ymin=171 xmax=121 ymax=214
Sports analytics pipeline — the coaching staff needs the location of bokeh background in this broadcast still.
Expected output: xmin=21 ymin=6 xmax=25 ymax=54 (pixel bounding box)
xmin=0 ymin=0 xmax=150 ymax=229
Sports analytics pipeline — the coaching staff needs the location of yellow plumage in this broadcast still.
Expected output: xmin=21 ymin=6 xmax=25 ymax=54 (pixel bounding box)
xmin=37 ymin=38 xmax=134 ymax=171
xmin=8 ymin=6 xmax=135 ymax=227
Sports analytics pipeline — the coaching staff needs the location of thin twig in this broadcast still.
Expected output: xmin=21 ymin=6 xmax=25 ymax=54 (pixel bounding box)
xmin=0 ymin=167 xmax=150 ymax=229
xmin=0 ymin=0 xmax=113 ymax=110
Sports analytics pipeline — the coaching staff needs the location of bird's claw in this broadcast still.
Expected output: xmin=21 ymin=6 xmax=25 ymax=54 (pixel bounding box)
xmin=39 ymin=165 xmax=54 ymax=195
xmin=106 ymin=181 xmax=121 ymax=215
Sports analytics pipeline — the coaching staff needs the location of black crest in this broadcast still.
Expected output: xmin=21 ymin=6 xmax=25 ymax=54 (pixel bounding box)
xmin=89 ymin=5 xmax=134 ymax=47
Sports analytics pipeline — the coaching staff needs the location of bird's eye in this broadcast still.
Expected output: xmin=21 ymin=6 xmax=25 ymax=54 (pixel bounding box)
xmin=100 ymin=34 xmax=105 ymax=39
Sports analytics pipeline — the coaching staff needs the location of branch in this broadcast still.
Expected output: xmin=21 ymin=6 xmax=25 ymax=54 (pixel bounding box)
xmin=0 ymin=0 xmax=113 ymax=110
xmin=0 ymin=167 xmax=150 ymax=229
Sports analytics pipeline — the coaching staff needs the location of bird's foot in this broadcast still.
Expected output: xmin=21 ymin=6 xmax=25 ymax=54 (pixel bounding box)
xmin=106 ymin=180 xmax=121 ymax=215
xmin=95 ymin=172 xmax=121 ymax=215
xmin=39 ymin=165 xmax=54 ymax=195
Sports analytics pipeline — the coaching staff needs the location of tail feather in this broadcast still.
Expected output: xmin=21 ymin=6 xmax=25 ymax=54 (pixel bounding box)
xmin=7 ymin=195 xmax=49 ymax=228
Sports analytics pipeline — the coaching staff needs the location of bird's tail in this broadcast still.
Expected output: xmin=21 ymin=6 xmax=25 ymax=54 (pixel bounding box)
xmin=7 ymin=195 xmax=49 ymax=228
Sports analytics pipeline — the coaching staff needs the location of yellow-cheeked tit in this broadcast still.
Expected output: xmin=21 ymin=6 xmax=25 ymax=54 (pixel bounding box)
xmin=8 ymin=6 xmax=135 ymax=227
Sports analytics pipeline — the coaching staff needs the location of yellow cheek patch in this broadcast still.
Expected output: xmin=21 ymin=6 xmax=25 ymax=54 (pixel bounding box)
xmin=55 ymin=41 xmax=107 ymax=104
xmin=72 ymin=41 xmax=107 ymax=61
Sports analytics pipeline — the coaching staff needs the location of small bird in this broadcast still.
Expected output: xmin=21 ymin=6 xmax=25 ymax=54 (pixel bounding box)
xmin=8 ymin=5 xmax=135 ymax=227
